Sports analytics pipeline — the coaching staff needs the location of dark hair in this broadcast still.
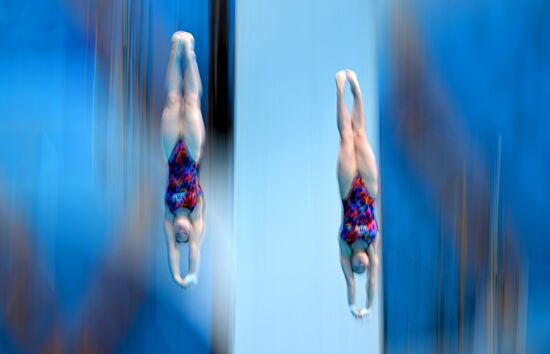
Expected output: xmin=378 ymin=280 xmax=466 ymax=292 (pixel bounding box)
xmin=351 ymin=252 xmax=368 ymax=274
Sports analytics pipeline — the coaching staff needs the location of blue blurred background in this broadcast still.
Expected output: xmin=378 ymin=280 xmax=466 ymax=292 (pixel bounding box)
xmin=378 ymin=0 xmax=549 ymax=352
xmin=1 ymin=0 xmax=549 ymax=353
xmin=0 ymin=0 xmax=216 ymax=353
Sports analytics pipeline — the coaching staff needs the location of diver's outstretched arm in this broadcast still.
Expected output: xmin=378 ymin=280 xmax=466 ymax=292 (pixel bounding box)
xmin=182 ymin=200 xmax=205 ymax=288
xmin=164 ymin=212 xmax=184 ymax=286
xmin=181 ymin=242 xmax=201 ymax=289
xmin=339 ymin=239 xmax=362 ymax=318
xmin=365 ymin=239 xmax=379 ymax=311
xmin=340 ymin=255 xmax=355 ymax=303
xmin=189 ymin=242 xmax=200 ymax=274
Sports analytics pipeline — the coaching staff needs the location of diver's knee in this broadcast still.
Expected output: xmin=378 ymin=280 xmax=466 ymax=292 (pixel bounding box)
xmin=166 ymin=93 xmax=181 ymax=110
xmin=353 ymin=128 xmax=367 ymax=141
xmin=183 ymin=93 xmax=200 ymax=108
xmin=339 ymin=129 xmax=354 ymax=144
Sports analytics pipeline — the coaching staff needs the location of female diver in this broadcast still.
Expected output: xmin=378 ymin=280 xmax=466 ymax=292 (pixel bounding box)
xmin=336 ymin=70 xmax=380 ymax=319
xmin=162 ymin=31 xmax=205 ymax=289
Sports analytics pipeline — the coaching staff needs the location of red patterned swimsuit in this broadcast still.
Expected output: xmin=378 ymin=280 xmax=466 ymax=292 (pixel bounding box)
xmin=340 ymin=176 xmax=378 ymax=246
xmin=165 ymin=139 xmax=203 ymax=214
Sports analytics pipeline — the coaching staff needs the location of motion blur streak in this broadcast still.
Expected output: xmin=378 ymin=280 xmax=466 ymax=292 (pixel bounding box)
xmin=208 ymin=0 xmax=236 ymax=353
xmin=0 ymin=185 xmax=65 ymax=353
xmin=0 ymin=0 xmax=221 ymax=353
xmin=73 ymin=188 xmax=152 ymax=354
xmin=378 ymin=0 xmax=547 ymax=352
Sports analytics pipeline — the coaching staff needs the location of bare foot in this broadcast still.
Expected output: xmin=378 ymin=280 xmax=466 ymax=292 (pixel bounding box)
xmin=336 ymin=70 xmax=347 ymax=93
xmin=345 ymin=69 xmax=361 ymax=96
xmin=171 ymin=32 xmax=183 ymax=55
xmin=172 ymin=31 xmax=195 ymax=53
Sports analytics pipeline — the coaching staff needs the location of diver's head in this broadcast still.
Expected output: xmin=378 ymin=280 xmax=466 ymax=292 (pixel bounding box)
xmin=174 ymin=216 xmax=192 ymax=243
xmin=351 ymin=249 xmax=369 ymax=274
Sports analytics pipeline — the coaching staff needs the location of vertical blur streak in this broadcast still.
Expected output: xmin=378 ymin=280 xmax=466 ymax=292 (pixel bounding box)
xmin=73 ymin=0 xmax=214 ymax=351
xmin=68 ymin=1 xmax=154 ymax=352
xmin=0 ymin=188 xmax=65 ymax=353
xmin=116 ymin=0 xmax=153 ymax=198
xmin=2 ymin=0 xmax=214 ymax=352
xmin=379 ymin=1 xmax=530 ymax=352
xmin=459 ymin=170 xmax=466 ymax=354
xmin=73 ymin=189 xmax=152 ymax=354
xmin=487 ymin=137 xmax=501 ymax=354
xmin=208 ymin=0 xmax=235 ymax=352
xmin=66 ymin=0 xmax=154 ymax=202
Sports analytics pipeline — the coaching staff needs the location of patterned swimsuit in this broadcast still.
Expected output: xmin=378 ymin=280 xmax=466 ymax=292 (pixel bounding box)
xmin=165 ymin=139 xmax=203 ymax=214
xmin=340 ymin=176 xmax=378 ymax=246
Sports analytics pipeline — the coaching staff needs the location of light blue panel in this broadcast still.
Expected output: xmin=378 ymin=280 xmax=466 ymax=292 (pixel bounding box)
xmin=234 ymin=1 xmax=380 ymax=353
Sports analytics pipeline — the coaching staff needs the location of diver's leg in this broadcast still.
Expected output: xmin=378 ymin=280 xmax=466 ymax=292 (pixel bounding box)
xmin=346 ymin=70 xmax=379 ymax=198
xmin=346 ymin=70 xmax=365 ymax=134
xmin=161 ymin=33 xmax=184 ymax=160
xmin=336 ymin=70 xmax=357 ymax=198
xmin=178 ymin=31 xmax=205 ymax=161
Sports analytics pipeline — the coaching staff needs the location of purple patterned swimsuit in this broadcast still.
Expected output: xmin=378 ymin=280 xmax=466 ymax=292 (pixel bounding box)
xmin=340 ymin=176 xmax=378 ymax=246
xmin=165 ymin=139 xmax=203 ymax=214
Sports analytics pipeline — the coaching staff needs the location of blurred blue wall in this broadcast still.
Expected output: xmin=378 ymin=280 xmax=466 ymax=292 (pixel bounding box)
xmin=234 ymin=1 xmax=381 ymax=353
xmin=378 ymin=0 xmax=549 ymax=352
xmin=0 ymin=0 xmax=215 ymax=353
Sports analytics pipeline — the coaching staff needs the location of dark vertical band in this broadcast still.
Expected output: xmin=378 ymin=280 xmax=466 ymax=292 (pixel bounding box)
xmin=209 ymin=0 xmax=233 ymax=138
xmin=208 ymin=0 xmax=234 ymax=353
